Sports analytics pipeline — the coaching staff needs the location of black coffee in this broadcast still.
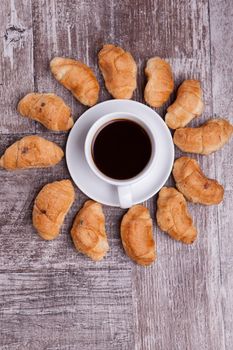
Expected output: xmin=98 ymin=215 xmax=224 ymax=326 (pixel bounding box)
xmin=92 ymin=119 xmax=152 ymax=180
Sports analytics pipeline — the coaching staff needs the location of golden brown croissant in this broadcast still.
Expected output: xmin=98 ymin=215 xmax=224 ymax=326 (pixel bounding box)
xmin=144 ymin=57 xmax=174 ymax=107
xmin=33 ymin=180 xmax=75 ymax=240
xmin=156 ymin=187 xmax=197 ymax=244
xmin=173 ymin=157 xmax=224 ymax=205
xmin=50 ymin=57 xmax=99 ymax=106
xmin=120 ymin=205 xmax=156 ymax=266
xmin=17 ymin=93 xmax=73 ymax=131
xmin=98 ymin=44 xmax=137 ymax=99
xmin=165 ymin=80 xmax=204 ymax=129
xmin=0 ymin=135 xmax=63 ymax=170
xmin=173 ymin=118 xmax=233 ymax=155
xmin=71 ymin=200 xmax=109 ymax=261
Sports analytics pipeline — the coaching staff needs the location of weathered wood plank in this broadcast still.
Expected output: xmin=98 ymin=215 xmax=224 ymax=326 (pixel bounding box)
xmin=0 ymin=269 xmax=133 ymax=350
xmin=129 ymin=1 xmax=226 ymax=349
xmin=0 ymin=0 xmax=232 ymax=349
xmin=0 ymin=0 xmax=35 ymax=133
xmin=31 ymin=0 xmax=113 ymax=133
xmin=209 ymin=1 xmax=233 ymax=349
xmin=0 ymin=134 xmax=129 ymax=271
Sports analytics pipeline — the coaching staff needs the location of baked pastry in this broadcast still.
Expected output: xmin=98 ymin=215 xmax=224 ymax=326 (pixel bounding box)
xmin=173 ymin=157 xmax=224 ymax=205
xmin=98 ymin=44 xmax=137 ymax=99
xmin=33 ymin=180 xmax=75 ymax=240
xmin=120 ymin=205 xmax=155 ymax=266
xmin=17 ymin=93 xmax=73 ymax=131
xmin=0 ymin=135 xmax=63 ymax=170
xmin=173 ymin=118 xmax=233 ymax=155
xmin=165 ymin=80 xmax=204 ymax=129
xmin=156 ymin=187 xmax=197 ymax=244
xmin=144 ymin=57 xmax=174 ymax=107
xmin=50 ymin=57 xmax=99 ymax=106
xmin=71 ymin=200 xmax=109 ymax=261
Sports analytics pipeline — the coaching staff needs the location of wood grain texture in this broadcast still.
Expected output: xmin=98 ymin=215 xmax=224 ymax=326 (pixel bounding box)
xmin=209 ymin=1 xmax=233 ymax=348
xmin=131 ymin=1 xmax=226 ymax=349
xmin=0 ymin=270 xmax=133 ymax=350
xmin=0 ymin=0 xmax=232 ymax=349
xmin=0 ymin=0 xmax=35 ymax=133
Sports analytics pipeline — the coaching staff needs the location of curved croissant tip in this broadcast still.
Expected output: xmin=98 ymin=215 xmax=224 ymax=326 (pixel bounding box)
xmin=67 ymin=117 xmax=74 ymax=130
xmin=50 ymin=56 xmax=58 ymax=62
xmin=50 ymin=57 xmax=61 ymax=67
xmin=164 ymin=113 xmax=174 ymax=129
xmin=147 ymin=56 xmax=162 ymax=63
xmin=231 ymin=123 xmax=233 ymax=134
xmin=0 ymin=156 xmax=4 ymax=168
xmin=17 ymin=99 xmax=22 ymax=113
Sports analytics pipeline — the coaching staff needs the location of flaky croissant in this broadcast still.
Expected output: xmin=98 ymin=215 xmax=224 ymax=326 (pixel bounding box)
xmin=71 ymin=200 xmax=109 ymax=261
xmin=173 ymin=157 xmax=224 ymax=205
xmin=98 ymin=44 xmax=137 ymax=99
xmin=0 ymin=135 xmax=63 ymax=170
xmin=144 ymin=57 xmax=174 ymax=107
xmin=17 ymin=93 xmax=73 ymax=131
xmin=50 ymin=57 xmax=99 ymax=106
xmin=174 ymin=118 xmax=233 ymax=155
xmin=120 ymin=205 xmax=156 ymax=266
xmin=156 ymin=187 xmax=197 ymax=244
xmin=165 ymin=80 xmax=204 ymax=129
xmin=33 ymin=180 xmax=75 ymax=240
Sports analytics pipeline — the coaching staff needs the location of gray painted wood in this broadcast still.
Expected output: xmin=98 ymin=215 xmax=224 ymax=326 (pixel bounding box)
xmin=0 ymin=0 xmax=232 ymax=349
xmin=209 ymin=1 xmax=233 ymax=349
xmin=0 ymin=0 xmax=35 ymax=133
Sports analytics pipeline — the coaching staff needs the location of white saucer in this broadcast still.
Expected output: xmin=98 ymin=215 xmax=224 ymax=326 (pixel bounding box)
xmin=66 ymin=100 xmax=174 ymax=207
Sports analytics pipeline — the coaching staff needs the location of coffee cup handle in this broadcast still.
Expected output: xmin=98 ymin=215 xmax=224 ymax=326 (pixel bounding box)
xmin=117 ymin=185 xmax=133 ymax=209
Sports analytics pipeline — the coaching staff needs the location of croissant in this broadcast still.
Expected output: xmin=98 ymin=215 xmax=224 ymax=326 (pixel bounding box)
xmin=165 ymin=80 xmax=204 ymax=129
xmin=144 ymin=57 xmax=174 ymax=107
xmin=174 ymin=118 xmax=233 ymax=155
xmin=0 ymin=135 xmax=63 ymax=170
xmin=173 ymin=157 xmax=224 ymax=205
xmin=71 ymin=200 xmax=109 ymax=261
xmin=33 ymin=180 xmax=75 ymax=240
xmin=120 ymin=205 xmax=156 ymax=266
xmin=98 ymin=44 xmax=137 ymax=99
xmin=156 ymin=187 xmax=197 ymax=244
xmin=50 ymin=57 xmax=99 ymax=106
xmin=17 ymin=93 xmax=73 ymax=131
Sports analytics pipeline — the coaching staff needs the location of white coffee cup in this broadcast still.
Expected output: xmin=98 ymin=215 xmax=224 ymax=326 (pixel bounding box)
xmin=84 ymin=112 xmax=157 ymax=208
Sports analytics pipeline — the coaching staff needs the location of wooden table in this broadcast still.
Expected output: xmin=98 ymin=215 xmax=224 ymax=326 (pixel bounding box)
xmin=0 ymin=1 xmax=232 ymax=349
